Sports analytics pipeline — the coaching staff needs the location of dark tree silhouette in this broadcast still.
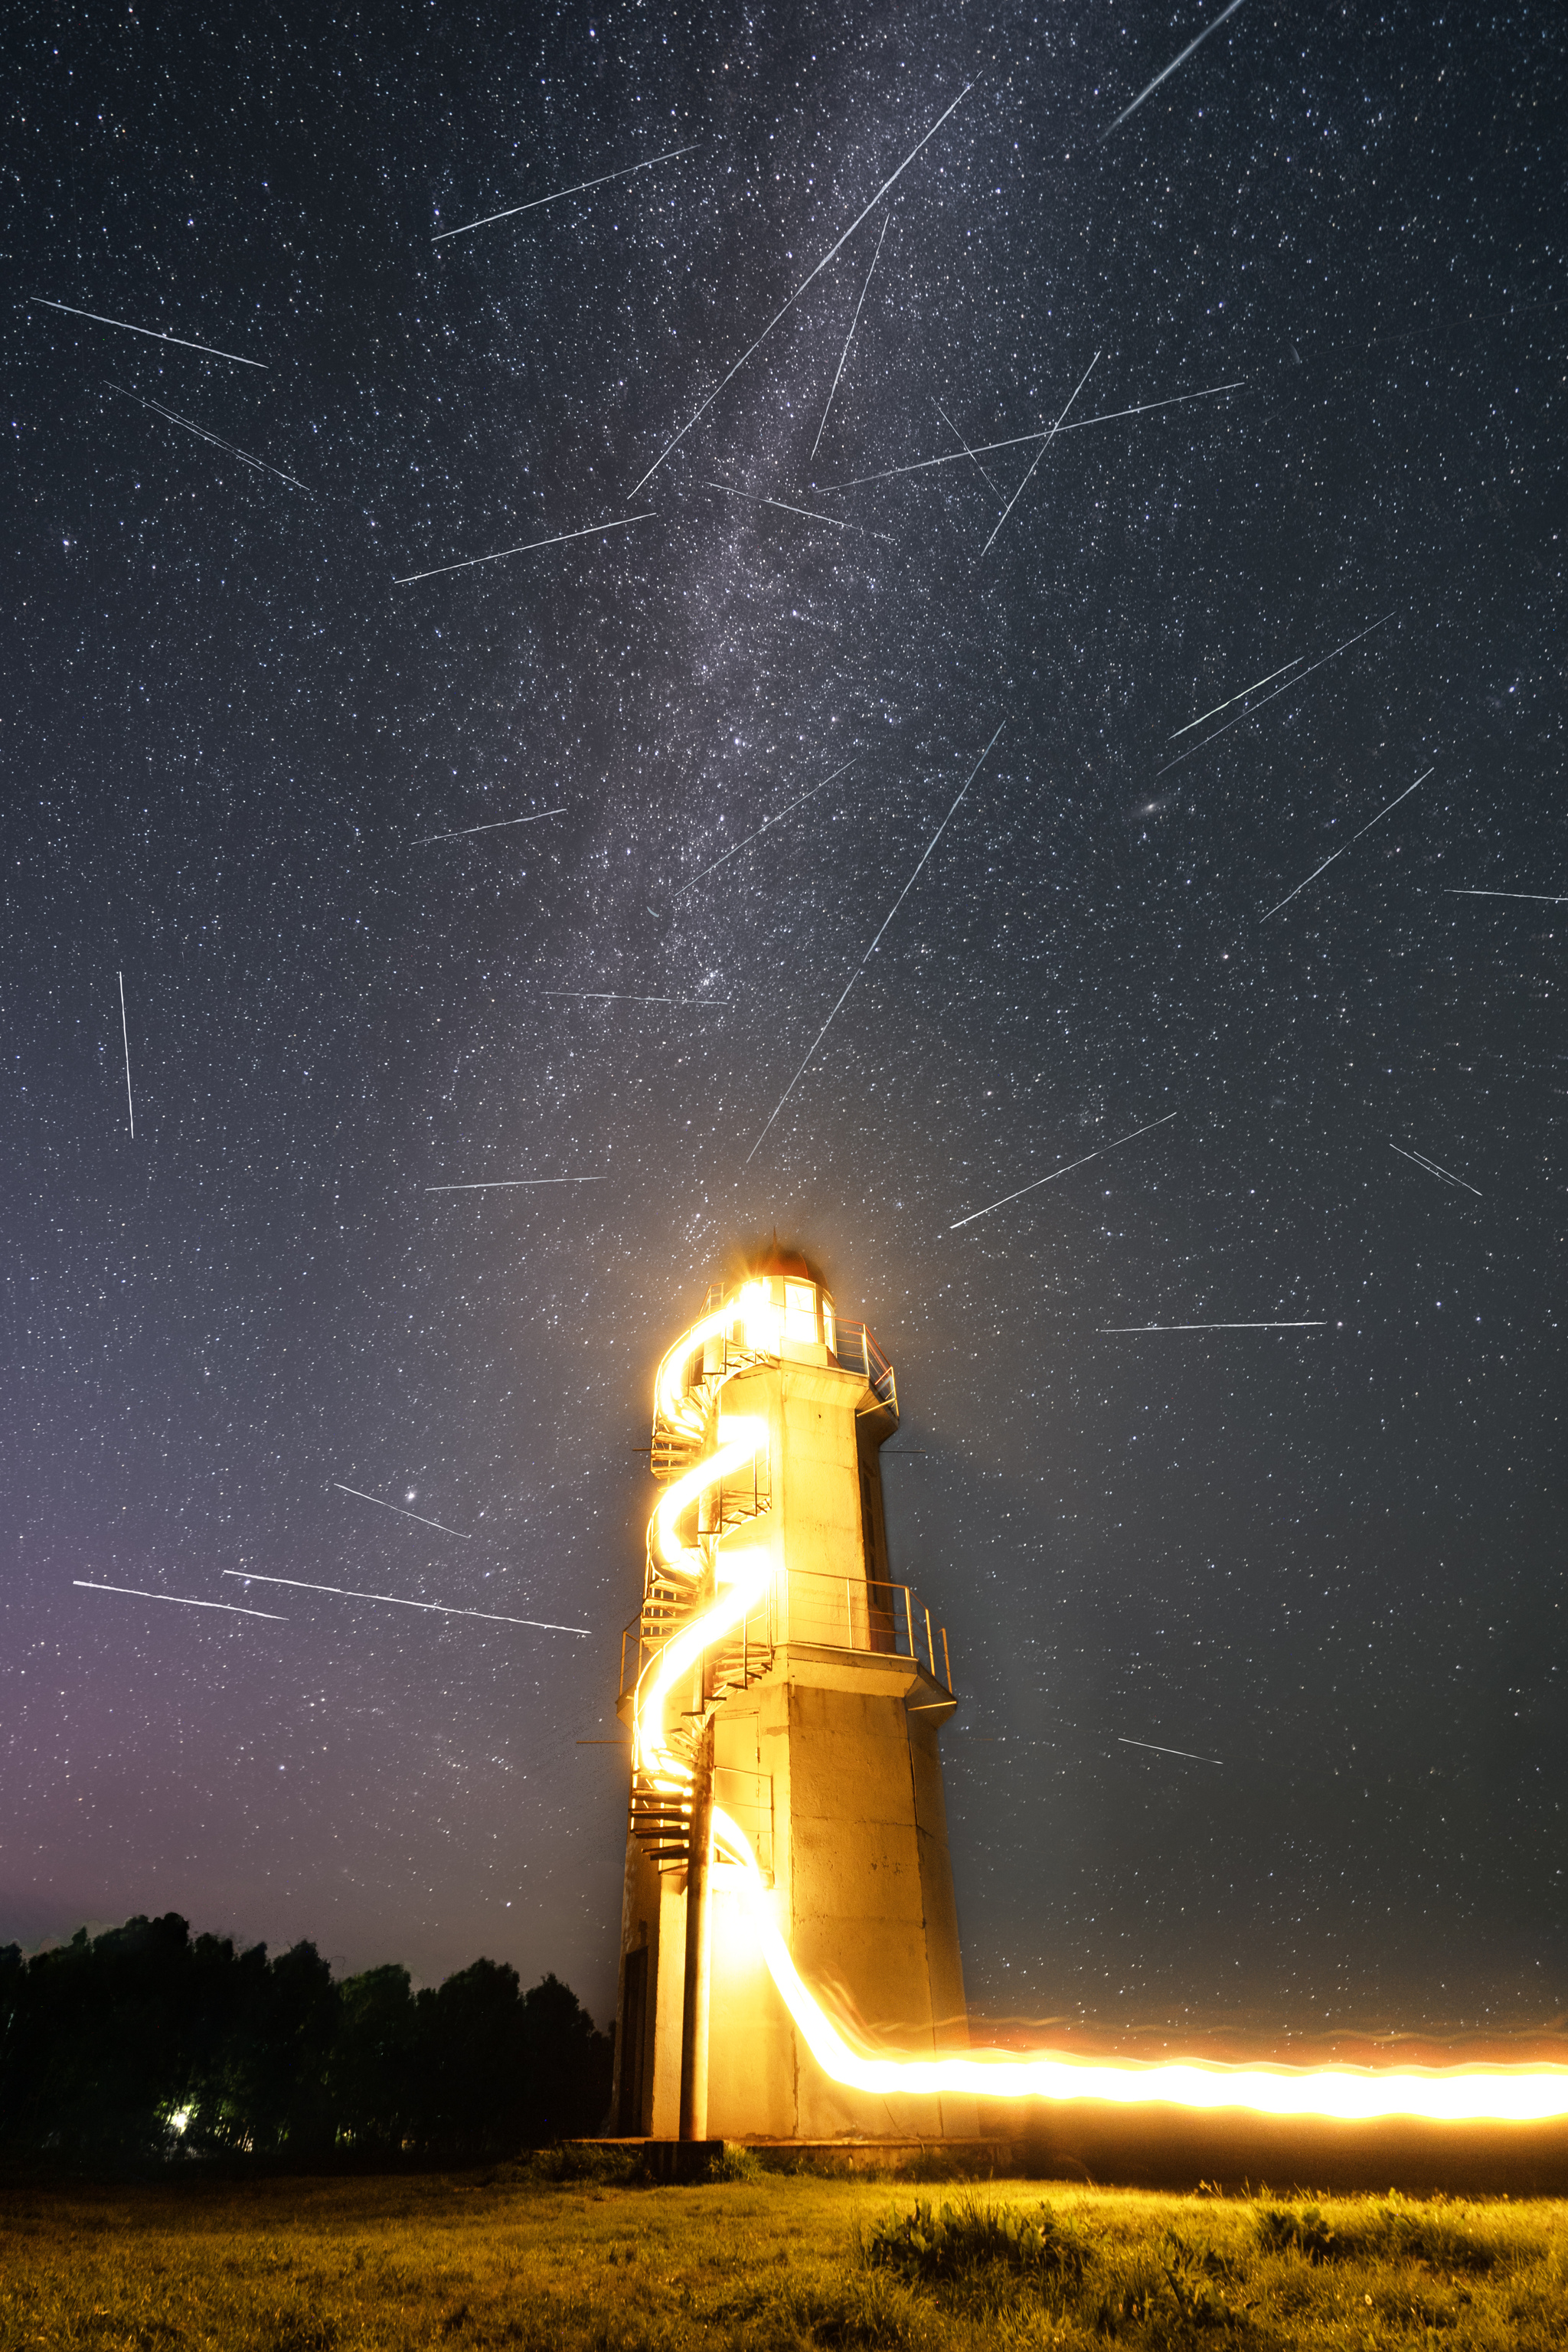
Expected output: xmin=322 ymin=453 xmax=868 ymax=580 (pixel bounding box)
xmin=0 ymin=1916 xmax=611 ymax=2167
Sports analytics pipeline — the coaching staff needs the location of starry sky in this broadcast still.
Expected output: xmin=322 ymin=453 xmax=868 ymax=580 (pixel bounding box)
xmin=4 ymin=1 xmax=1563 ymax=2051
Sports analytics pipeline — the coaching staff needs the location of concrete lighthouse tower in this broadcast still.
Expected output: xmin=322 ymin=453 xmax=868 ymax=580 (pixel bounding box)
xmin=611 ymin=1250 xmax=975 ymax=2145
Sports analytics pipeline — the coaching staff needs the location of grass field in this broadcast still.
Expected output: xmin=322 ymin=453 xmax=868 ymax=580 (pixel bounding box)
xmin=4 ymin=2161 xmax=1567 ymax=2350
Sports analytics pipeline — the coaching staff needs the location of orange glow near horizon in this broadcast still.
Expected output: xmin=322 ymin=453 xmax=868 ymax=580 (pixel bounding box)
xmin=635 ymin=1289 xmax=1568 ymax=2127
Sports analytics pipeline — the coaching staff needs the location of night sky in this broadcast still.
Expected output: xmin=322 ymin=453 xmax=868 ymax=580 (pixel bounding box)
xmin=4 ymin=2 xmax=1563 ymax=2053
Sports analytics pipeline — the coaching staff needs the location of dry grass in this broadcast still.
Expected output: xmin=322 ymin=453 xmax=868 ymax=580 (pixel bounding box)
xmin=2 ymin=2165 xmax=1566 ymax=2350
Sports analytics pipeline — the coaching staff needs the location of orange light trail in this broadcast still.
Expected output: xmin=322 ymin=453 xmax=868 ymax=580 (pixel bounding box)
xmin=634 ymin=1294 xmax=1568 ymax=2125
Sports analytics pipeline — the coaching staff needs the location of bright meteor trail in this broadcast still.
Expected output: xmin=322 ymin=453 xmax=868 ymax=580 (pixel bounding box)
xmin=980 ymin=352 xmax=1100 ymax=554
xmin=810 ymin=209 xmax=891 ymax=461
xmin=423 ymin=1175 xmax=607 ymax=1190
xmin=31 ymin=296 xmax=266 ymax=367
xmin=221 ymin=1571 xmax=589 ymax=1634
xmin=1102 ymin=0 xmax=1249 ymax=138
xmin=1261 ymin=766 xmax=1432 ymax=920
xmin=628 ymin=83 xmax=972 ymax=495
xmin=950 ymin=1112 xmax=1178 ymax=1230
xmin=105 ymin=381 xmax=309 ymax=491
xmin=1157 ymin=614 xmax=1396 ymax=776
xmin=432 ymin=144 xmax=697 ymax=241
xmin=1102 ymin=1320 xmax=1327 ymax=1333
xmin=332 ymin=1481 xmax=471 ymax=1538
xmin=1119 ymin=1736 xmax=1223 ymax=1765
xmin=745 ymin=724 xmax=1004 ymax=1165
xmin=413 ymin=808 xmax=564 ymax=844
xmin=815 ymin=381 xmax=1246 ymax=491
xmin=1171 ymin=655 xmax=1304 ymax=737
xmin=75 ymin=1580 xmax=286 ymax=1621
xmin=671 ymin=754 xmax=860 ymax=900
xmin=394 ymin=514 xmax=651 ymax=584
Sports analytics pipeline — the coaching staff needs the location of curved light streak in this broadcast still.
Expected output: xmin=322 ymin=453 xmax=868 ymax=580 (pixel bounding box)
xmin=633 ymin=1293 xmax=1568 ymax=2125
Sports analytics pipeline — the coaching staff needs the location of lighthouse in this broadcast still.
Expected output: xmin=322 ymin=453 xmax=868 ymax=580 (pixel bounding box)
xmin=611 ymin=1248 xmax=974 ymax=2144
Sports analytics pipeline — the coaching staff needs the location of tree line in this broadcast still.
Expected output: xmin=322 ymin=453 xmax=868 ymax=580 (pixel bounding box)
xmin=0 ymin=1912 xmax=612 ymax=2165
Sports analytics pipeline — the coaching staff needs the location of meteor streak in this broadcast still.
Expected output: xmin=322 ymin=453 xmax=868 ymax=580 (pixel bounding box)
xmin=75 ymin=1579 xmax=286 ymax=1621
xmin=31 ymin=296 xmax=266 ymax=367
xmin=815 ymin=381 xmax=1246 ymax=490
xmin=744 ymin=724 xmax=1004 ymax=1165
xmin=423 ymin=1175 xmax=607 ymax=1190
xmin=1170 ymin=655 xmax=1304 ymax=737
xmin=949 ymin=1110 xmax=1177 ymax=1230
xmin=1390 ymin=1142 xmax=1481 ymax=1197
xmin=809 ymin=210 xmax=891 ymax=460
xmin=1101 ymin=1320 xmax=1326 ymax=1332
xmin=671 ymin=754 xmax=860 ymax=900
xmin=1102 ymin=0 xmax=1249 ymax=138
xmin=932 ymin=398 xmax=1001 ymax=495
xmin=1119 ymin=1736 xmax=1223 ymax=1764
xmin=980 ymin=352 xmax=1100 ymax=554
xmin=1449 ymin=887 xmax=1568 ymax=904
xmin=220 ymin=1570 xmax=588 ymax=1633
xmin=633 ymin=1292 xmax=1568 ymax=2122
xmin=432 ymin=144 xmax=697 ymax=241
xmin=1261 ymin=766 xmax=1432 ymax=920
xmin=703 ymin=482 xmax=890 ymax=540
xmin=104 ymin=381 xmax=309 ymax=490
xmin=332 ymin=1481 xmax=470 ymax=1538
xmin=117 ymin=969 xmax=135 ymax=1139
xmin=394 ymin=514 xmax=651 ymax=585
xmin=1157 ymin=615 xmax=1396 ymax=776
xmin=413 ymin=808 xmax=564 ymax=844
xmin=628 ymin=83 xmax=972 ymax=495
xmin=545 ymin=991 xmax=730 ymax=1006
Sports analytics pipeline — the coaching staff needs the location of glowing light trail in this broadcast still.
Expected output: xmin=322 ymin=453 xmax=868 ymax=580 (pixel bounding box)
xmin=546 ymin=991 xmax=730 ymax=1006
xmin=815 ymin=381 xmax=1246 ymax=490
xmin=413 ymin=808 xmax=565 ymax=844
xmin=1102 ymin=0 xmax=1248 ymax=138
xmin=1390 ymin=1142 xmax=1481 ymax=1197
xmin=671 ymin=754 xmax=860 ymax=900
xmin=632 ymin=1292 xmax=1568 ymax=2122
xmin=118 ymin=969 xmax=135 ymax=1138
xmin=1449 ymin=887 xmax=1568 ymax=904
xmin=1102 ymin=1320 xmax=1326 ymax=1333
xmin=932 ymin=397 xmax=1001 ymax=495
xmin=75 ymin=1579 xmax=286 ymax=1620
xmin=105 ymin=382 xmax=309 ymax=490
xmin=949 ymin=1110 xmax=1177 ymax=1230
xmin=220 ymin=1571 xmax=586 ymax=1632
xmin=1156 ymin=614 xmax=1395 ymax=776
xmin=394 ymin=514 xmax=651 ymax=585
xmin=810 ymin=210 xmax=891 ymax=460
xmin=703 ymin=481 xmax=892 ymax=541
xmin=628 ymin=84 xmax=972 ymax=495
xmin=981 ymin=352 xmax=1100 ymax=554
xmin=743 ymin=724 xmax=1004 ymax=1165
xmin=1261 ymin=766 xmax=1432 ymax=920
xmin=424 ymin=1174 xmax=606 ymax=1188
xmin=332 ymin=1481 xmax=470 ymax=1538
xmin=1171 ymin=656 xmax=1303 ymax=737
xmin=32 ymin=296 xmax=266 ymax=367
xmin=1119 ymin=1737 xmax=1223 ymax=1764
xmin=433 ymin=145 xmax=697 ymax=241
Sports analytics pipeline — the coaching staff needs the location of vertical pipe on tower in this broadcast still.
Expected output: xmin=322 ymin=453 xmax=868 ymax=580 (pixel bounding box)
xmin=678 ymin=1716 xmax=715 ymax=2139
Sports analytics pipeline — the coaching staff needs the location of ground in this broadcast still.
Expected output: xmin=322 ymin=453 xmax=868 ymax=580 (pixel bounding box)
xmin=3 ymin=2164 xmax=1566 ymax=2350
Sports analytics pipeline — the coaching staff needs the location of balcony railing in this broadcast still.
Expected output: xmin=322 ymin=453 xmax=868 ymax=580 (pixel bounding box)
xmin=830 ymin=1319 xmax=897 ymax=1415
xmin=619 ymin=1567 xmax=952 ymax=1704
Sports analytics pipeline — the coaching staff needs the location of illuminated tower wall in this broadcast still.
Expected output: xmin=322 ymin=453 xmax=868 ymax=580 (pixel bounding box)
xmin=612 ymin=1253 xmax=975 ymax=2143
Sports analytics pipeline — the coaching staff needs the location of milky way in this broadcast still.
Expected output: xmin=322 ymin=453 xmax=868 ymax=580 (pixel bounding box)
xmin=4 ymin=3 xmax=1562 ymax=2044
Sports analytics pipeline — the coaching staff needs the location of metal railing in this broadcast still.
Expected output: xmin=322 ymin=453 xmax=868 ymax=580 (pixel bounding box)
xmin=786 ymin=1570 xmax=951 ymax=1690
xmin=618 ymin=1568 xmax=952 ymax=1702
xmin=830 ymin=1319 xmax=897 ymax=1415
